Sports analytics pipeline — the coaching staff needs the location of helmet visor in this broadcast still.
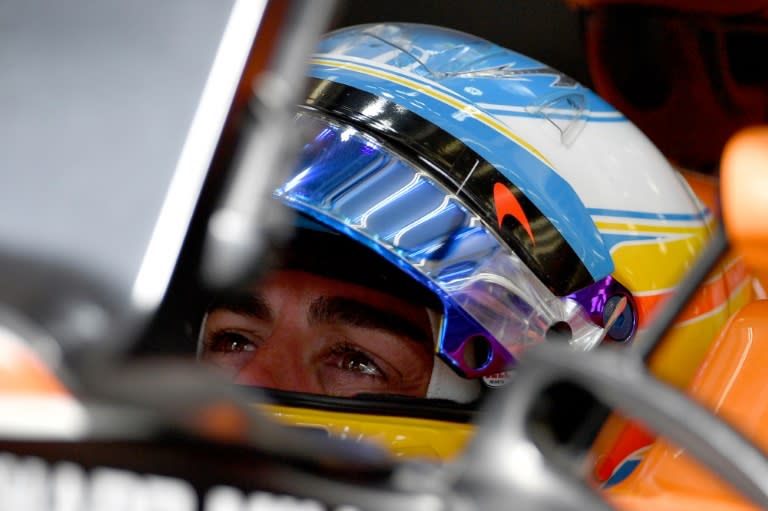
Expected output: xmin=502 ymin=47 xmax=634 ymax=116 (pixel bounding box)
xmin=275 ymin=111 xmax=607 ymax=378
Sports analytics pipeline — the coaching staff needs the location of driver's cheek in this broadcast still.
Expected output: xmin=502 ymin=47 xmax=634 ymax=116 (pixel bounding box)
xmin=234 ymin=349 xmax=395 ymax=397
xmin=233 ymin=345 xmax=321 ymax=394
xmin=315 ymin=366 xmax=389 ymax=397
xmin=202 ymin=350 xmax=253 ymax=376
xmin=236 ymin=355 xmax=388 ymax=397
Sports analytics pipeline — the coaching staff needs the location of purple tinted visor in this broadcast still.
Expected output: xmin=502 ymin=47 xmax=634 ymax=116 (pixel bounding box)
xmin=275 ymin=112 xmax=622 ymax=378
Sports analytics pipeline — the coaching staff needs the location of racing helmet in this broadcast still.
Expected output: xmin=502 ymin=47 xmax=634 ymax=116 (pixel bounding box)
xmin=205 ymin=22 xmax=716 ymax=461
xmin=565 ymin=0 xmax=768 ymax=172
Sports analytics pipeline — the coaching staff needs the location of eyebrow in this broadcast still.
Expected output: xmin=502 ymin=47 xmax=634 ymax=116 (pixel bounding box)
xmin=207 ymin=292 xmax=272 ymax=321
xmin=308 ymin=296 xmax=432 ymax=348
xmin=207 ymin=293 xmax=433 ymax=349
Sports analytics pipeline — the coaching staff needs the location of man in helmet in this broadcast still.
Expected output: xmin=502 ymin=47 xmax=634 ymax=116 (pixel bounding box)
xmin=198 ymin=216 xmax=478 ymax=401
xmin=194 ymin=22 xmax=731 ymax=461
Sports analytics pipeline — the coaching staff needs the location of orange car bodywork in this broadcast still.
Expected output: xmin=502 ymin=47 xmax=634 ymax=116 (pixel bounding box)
xmin=0 ymin=328 xmax=69 ymax=396
xmin=589 ymin=166 xmax=763 ymax=484
xmin=598 ymin=126 xmax=768 ymax=510
xmin=605 ymin=299 xmax=768 ymax=511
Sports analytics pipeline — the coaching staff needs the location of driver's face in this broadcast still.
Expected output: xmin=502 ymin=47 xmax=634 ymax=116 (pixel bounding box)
xmin=198 ymin=270 xmax=435 ymax=397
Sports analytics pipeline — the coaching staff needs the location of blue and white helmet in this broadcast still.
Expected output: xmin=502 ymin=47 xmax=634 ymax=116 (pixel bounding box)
xmin=274 ymin=23 xmax=709 ymax=402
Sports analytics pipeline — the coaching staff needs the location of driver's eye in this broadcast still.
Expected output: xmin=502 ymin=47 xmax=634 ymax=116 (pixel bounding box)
xmin=330 ymin=345 xmax=383 ymax=378
xmin=342 ymin=354 xmax=379 ymax=375
xmin=205 ymin=331 xmax=257 ymax=353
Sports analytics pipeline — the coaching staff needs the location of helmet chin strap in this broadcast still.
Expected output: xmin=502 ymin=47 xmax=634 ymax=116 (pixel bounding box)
xmin=425 ymin=309 xmax=482 ymax=403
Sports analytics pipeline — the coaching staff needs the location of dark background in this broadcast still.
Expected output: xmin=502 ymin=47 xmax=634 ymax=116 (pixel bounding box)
xmin=329 ymin=0 xmax=592 ymax=87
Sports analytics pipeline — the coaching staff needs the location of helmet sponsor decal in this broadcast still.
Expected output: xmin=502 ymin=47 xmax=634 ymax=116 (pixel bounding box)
xmin=493 ymin=182 xmax=536 ymax=246
xmin=482 ymin=371 xmax=513 ymax=388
